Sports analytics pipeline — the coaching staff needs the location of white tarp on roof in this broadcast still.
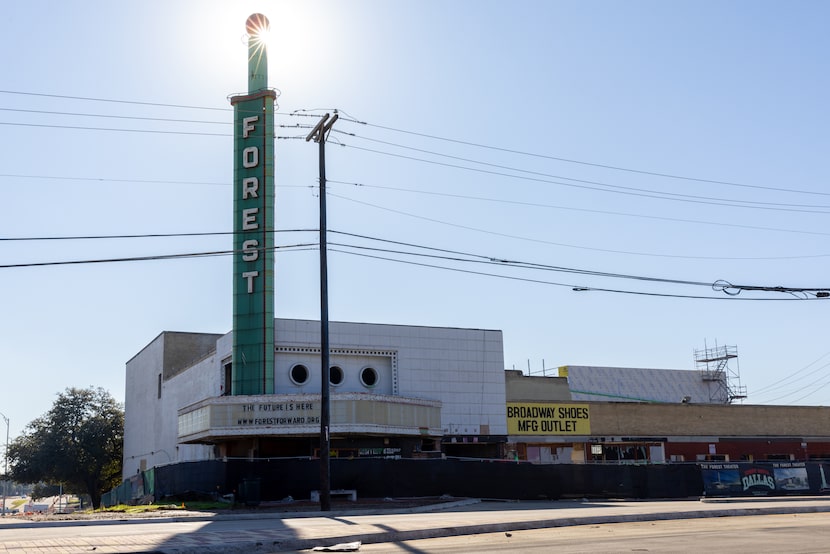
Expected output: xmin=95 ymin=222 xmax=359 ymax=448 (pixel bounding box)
xmin=564 ymin=365 xmax=728 ymax=404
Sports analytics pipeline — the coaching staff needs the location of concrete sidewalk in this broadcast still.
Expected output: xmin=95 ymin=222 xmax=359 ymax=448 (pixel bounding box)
xmin=3 ymin=496 xmax=830 ymax=553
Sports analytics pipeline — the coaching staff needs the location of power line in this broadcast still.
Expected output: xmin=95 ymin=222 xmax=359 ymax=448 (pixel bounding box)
xmin=2 ymin=169 xmax=821 ymax=260
xmin=0 ymin=173 xmax=230 ymax=187
xmin=2 ymin=226 xmax=826 ymax=300
xmin=337 ymin=115 xmax=830 ymax=199
xmin=712 ymin=280 xmax=830 ymax=298
xmin=0 ymin=226 xmax=782 ymax=292
xmin=0 ymin=89 xmax=233 ymax=112
xmin=0 ymin=250 xmax=234 ymax=268
xmin=3 ymin=90 xmax=824 ymax=213
xmin=330 ymin=237 xmax=830 ymax=298
xmin=2 ymin=89 xmax=821 ymax=200
xmin=3 ymin=227 xmax=714 ymax=289
xmin=0 ymin=227 xmax=738 ymax=288
xmin=328 ymin=179 xmax=830 ymax=252
xmin=0 ymin=243 xmax=317 ymax=269
xmin=333 ymin=142 xmax=830 ymax=215
xmin=752 ymin=353 xmax=830 ymax=397
xmin=330 ymin=248 xmax=820 ymax=301
xmin=2 ymin=170 xmax=827 ymax=260
xmin=328 ymin=192 xmax=828 ymax=262
xmin=335 ymin=130 xmax=830 ymax=211
xmin=0 ymin=174 xmax=318 ymax=192
xmin=2 ymin=91 xmax=827 ymax=295
xmin=1 ymin=180 xmax=823 ymax=268
xmin=329 ymin=242 xmax=706 ymax=287
xmin=757 ymin=369 xmax=830 ymax=404
xmin=787 ymin=379 xmax=830 ymax=404
xmin=0 ymin=106 xmax=231 ymax=125
xmin=332 ymin=231 xmax=830 ymax=298
xmin=2 ymin=88 xmax=822 ymax=201
xmin=0 ymin=229 xmax=316 ymax=241
xmin=0 ymin=121 xmax=231 ymax=137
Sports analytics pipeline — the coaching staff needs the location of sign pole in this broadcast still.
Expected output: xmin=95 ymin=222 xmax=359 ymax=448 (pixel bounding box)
xmin=230 ymin=14 xmax=276 ymax=396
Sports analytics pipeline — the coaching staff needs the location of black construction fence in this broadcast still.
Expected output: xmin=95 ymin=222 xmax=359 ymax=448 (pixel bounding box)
xmin=102 ymin=459 xmax=830 ymax=507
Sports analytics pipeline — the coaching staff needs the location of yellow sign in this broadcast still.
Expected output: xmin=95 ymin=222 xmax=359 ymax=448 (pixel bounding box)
xmin=506 ymin=403 xmax=591 ymax=435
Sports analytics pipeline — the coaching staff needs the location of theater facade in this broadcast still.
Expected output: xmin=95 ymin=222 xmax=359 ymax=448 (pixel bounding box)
xmin=123 ymin=320 xmax=507 ymax=477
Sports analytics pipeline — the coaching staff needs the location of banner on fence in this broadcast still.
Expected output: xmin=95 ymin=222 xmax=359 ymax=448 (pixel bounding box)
xmin=700 ymin=461 xmax=821 ymax=496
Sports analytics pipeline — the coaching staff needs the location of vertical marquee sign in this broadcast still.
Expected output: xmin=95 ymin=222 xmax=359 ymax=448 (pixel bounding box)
xmin=229 ymin=14 xmax=277 ymax=395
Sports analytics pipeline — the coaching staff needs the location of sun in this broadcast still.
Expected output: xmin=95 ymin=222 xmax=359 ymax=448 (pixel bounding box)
xmin=245 ymin=13 xmax=271 ymax=90
xmin=246 ymin=13 xmax=271 ymax=51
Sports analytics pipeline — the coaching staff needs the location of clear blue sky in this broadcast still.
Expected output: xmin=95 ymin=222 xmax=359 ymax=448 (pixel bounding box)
xmin=2 ymin=1 xmax=829 ymax=441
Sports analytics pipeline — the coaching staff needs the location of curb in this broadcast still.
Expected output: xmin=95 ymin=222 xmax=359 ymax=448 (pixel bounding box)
xmin=0 ymin=498 xmax=481 ymax=530
xmin=700 ymin=495 xmax=830 ymax=503
xmin=153 ymin=501 xmax=830 ymax=553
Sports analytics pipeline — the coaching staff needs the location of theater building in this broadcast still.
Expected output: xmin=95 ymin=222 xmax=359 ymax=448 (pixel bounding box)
xmin=120 ymin=14 xmax=830 ymax=486
xmin=122 ymin=320 xmax=507 ymax=477
xmin=122 ymin=14 xmax=506 ymax=479
xmin=124 ymin=336 xmax=830 ymax=478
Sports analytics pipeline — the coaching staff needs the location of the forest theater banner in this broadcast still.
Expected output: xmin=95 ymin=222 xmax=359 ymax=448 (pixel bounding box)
xmin=700 ymin=461 xmax=830 ymax=496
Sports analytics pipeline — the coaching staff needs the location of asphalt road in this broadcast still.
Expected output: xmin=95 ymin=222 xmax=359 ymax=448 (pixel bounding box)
xmin=351 ymin=513 xmax=830 ymax=554
xmin=3 ymin=497 xmax=830 ymax=553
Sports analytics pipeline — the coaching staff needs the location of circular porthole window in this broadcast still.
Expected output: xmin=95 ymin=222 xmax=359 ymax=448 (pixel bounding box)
xmin=289 ymin=363 xmax=309 ymax=385
xmin=329 ymin=365 xmax=344 ymax=386
xmin=359 ymin=366 xmax=379 ymax=388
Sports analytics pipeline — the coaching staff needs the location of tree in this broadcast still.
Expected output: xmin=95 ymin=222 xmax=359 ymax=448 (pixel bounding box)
xmin=8 ymin=387 xmax=123 ymax=509
xmin=31 ymin=483 xmax=61 ymax=501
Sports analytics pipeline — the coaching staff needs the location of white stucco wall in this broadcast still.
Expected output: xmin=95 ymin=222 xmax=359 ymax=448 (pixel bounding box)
xmin=124 ymin=333 xmax=164 ymax=477
xmin=271 ymin=320 xmax=507 ymax=436
xmin=123 ymin=332 xmax=221 ymax=478
xmin=161 ymin=351 xmax=218 ymax=464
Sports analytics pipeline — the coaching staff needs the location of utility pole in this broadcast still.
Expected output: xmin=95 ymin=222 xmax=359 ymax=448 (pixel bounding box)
xmin=306 ymin=112 xmax=338 ymax=512
xmin=0 ymin=412 xmax=8 ymax=517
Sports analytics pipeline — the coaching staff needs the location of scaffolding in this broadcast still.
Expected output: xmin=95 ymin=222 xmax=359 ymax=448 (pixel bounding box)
xmin=694 ymin=343 xmax=747 ymax=404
